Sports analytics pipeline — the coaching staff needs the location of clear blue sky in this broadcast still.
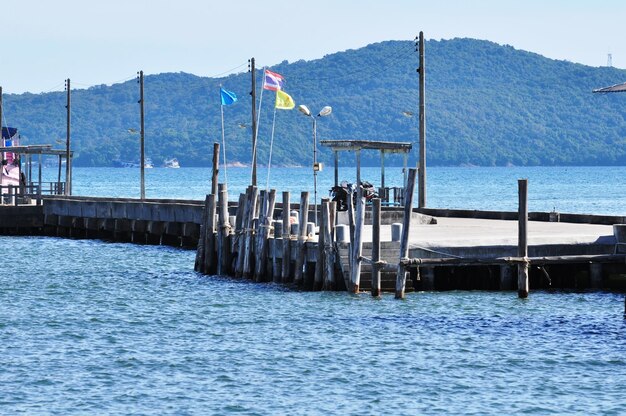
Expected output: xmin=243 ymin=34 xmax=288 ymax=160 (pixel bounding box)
xmin=3 ymin=0 xmax=625 ymax=94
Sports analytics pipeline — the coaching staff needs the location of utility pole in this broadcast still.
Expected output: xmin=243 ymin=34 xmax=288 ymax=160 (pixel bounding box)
xmin=138 ymin=70 xmax=145 ymax=200
xmin=250 ymin=58 xmax=258 ymax=186
xmin=416 ymin=31 xmax=426 ymax=208
xmin=65 ymin=79 xmax=71 ymax=195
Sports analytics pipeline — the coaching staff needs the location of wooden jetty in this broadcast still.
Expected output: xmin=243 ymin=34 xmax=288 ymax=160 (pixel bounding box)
xmin=2 ymin=171 xmax=626 ymax=297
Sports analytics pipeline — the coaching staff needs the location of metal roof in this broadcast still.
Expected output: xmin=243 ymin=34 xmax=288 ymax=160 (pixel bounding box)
xmin=0 ymin=145 xmax=72 ymax=156
xmin=592 ymin=82 xmax=626 ymax=93
xmin=320 ymin=140 xmax=412 ymax=153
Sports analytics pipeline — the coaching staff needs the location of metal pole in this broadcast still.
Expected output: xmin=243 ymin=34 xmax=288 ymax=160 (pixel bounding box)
xmin=250 ymin=58 xmax=257 ymax=186
xmin=418 ymin=31 xmax=426 ymax=208
xmin=65 ymin=79 xmax=71 ymax=195
xmin=139 ymin=70 xmax=145 ymax=200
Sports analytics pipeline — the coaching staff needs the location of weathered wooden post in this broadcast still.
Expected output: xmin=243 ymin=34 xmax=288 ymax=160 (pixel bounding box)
xmin=217 ymin=183 xmax=230 ymax=275
xmin=518 ymin=178 xmax=529 ymax=298
xmin=322 ymin=200 xmax=336 ymax=290
xmin=371 ymin=198 xmax=382 ymax=297
xmin=235 ymin=187 xmax=252 ymax=278
xmin=202 ymin=194 xmax=217 ymax=275
xmin=350 ymin=187 xmax=365 ymax=293
xmin=255 ymin=189 xmax=276 ymax=282
xmin=281 ymin=192 xmax=291 ymax=283
xmin=211 ymin=142 xmax=220 ymax=196
xmin=272 ymin=219 xmax=282 ymax=283
xmin=294 ymin=191 xmax=310 ymax=287
xmin=314 ymin=198 xmax=329 ymax=291
xmin=395 ymin=168 xmax=417 ymax=299
xmin=194 ymin=194 xmax=210 ymax=272
xmin=243 ymin=186 xmax=258 ymax=279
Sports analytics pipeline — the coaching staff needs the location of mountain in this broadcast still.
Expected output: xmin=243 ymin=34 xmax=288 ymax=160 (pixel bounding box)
xmin=3 ymin=38 xmax=626 ymax=167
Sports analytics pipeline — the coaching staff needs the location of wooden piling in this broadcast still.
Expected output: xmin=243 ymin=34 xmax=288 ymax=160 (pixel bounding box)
xmin=371 ymin=198 xmax=381 ymax=297
xmin=235 ymin=187 xmax=252 ymax=278
xmin=314 ymin=198 xmax=329 ymax=291
xmin=395 ymin=168 xmax=417 ymax=299
xmin=518 ymin=179 xmax=529 ymax=298
xmin=322 ymin=200 xmax=336 ymax=290
xmin=202 ymin=194 xmax=217 ymax=275
xmin=255 ymin=189 xmax=276 ymax=282
xmin=217 ymin=184 xmax=230 ymax=275
xmin=272 ymin=219 xmax=283 ymax=283
xmin=294 ymin=192 xmax=309 ymax=287
xmin=243 ymin=186 xmax=258 ymax=279
xmin=211 ymin=142 xmax=220 ymax=196
xmin=350 ymin=189 xmax=365 ymax=293
xmin=281 ymin=192 xmax=292 ymax=283
xmin=194 ymin=194 xmax=210 ymax=272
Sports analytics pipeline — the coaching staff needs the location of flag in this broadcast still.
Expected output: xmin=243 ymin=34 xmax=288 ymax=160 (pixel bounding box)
xmin=275 ymin=90 xmax=295 ymax=110
xmin=264 ymin=69 xmax=284 ymax=91
xmin=220 ymin=88 xmax=237 ymax=105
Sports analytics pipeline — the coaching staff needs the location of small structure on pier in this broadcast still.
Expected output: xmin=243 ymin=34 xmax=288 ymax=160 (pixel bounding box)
xmin=320 ymin=140 xmax=412 ymax=206
xmin=0 ymin=141 xmax=72 ymax=205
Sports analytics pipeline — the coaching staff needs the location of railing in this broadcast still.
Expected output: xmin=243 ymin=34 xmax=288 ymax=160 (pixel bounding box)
xmin=0 ymin=182 xmax=66 ymax=206
xmin=378 ymin=186 xmax=405 ymax=206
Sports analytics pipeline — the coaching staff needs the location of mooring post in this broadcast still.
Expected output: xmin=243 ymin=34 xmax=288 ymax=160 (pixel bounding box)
xmin=314 ymin=198 xmax=329 ymax=291
xmin=211 ymin=142 xmax=220 ymax=196
xmin=217 ymin=184 xmax=230 ymax=275
xmin=235 ymin=187 xmax=252 ymax=278
xmin=255 ymin=189 xmax=276 ymax=282
xmin=322 ymin=200 xmax=336 ymax=290
xmin=254 ymin=190 xmax=268 ymax=281
xmin=518 ymin=178 xmax=529 ymax=298
xmin=243 ymin=186 xmax=258 ymax=279
xmin=194 ymin=194 xmax=210 ymax=272
xmin=202 ymin=194 xmax=217 ymax=275
xmin=294 ymin=192 xmax=310 ymax=287
xmin=350 ymin=187 xmax=365 ymax=293
xmin=371 ymin=198 xmax=382 ymax=297
xmin=281 ymin=191 xmax=291 ymax=283
xmin=395 ymin=168 xmax=417 ymax=299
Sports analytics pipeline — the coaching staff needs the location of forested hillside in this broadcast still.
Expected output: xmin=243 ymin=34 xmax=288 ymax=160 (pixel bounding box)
xmin=3 ymin=38 xmax=626 ymax=167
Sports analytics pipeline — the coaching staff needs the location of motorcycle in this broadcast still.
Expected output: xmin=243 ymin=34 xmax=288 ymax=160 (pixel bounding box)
xmin=330 ymin=180 xmax=379 ymax=212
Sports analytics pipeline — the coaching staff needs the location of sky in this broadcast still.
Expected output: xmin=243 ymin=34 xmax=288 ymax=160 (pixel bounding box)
xmin=2 ymin=0 xmax=625 ymax=94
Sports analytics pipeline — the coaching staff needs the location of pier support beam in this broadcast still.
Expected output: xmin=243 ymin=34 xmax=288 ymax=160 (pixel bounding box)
xmin=395 ymin=168 xmax=417 ymax=299
xmin=590 ymin=263 xmax=603 ymax=289
xmin=517 ymin=179 xmax=529 ymax=298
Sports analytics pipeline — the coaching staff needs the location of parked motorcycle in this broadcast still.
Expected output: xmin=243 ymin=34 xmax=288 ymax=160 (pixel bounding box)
xmin=330 ymin=180 xmax=378 ymax=212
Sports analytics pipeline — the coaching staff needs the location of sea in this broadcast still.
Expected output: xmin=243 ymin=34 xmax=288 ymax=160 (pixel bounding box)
xmin=2 ymin=166 xmax=626 ymax=415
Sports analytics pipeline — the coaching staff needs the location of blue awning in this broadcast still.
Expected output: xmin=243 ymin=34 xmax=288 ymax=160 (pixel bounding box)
xmin=1 ymin=127 xmax=18 ymax=140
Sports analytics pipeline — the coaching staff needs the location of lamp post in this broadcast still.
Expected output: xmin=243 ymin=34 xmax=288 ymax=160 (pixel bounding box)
xmin=298 ymin=104 xmax=332 ymax=226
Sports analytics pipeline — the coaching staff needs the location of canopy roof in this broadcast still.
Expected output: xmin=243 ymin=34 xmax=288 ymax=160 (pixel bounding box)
xmin=320 ymin=139 xmax=412 ymax=153
xmin=592 ymin=82 xmax=626 ymax=93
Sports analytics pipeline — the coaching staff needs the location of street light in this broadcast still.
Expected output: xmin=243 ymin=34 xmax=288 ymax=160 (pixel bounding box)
xmin=298 ymin=104 xmax=332 ymax=226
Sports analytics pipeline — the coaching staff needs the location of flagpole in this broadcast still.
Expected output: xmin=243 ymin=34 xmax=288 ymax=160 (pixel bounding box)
xmin=266 ymin=106 xmax=277 ymax=191
xmin=252 ymin=68 xmax=265 ymax=185
xmin=220 ymin=92 xmax=228 ymax=186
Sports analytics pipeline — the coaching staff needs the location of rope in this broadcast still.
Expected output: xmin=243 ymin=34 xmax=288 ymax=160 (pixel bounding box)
xmin=408 ymin=244 xmax=464 ymax=259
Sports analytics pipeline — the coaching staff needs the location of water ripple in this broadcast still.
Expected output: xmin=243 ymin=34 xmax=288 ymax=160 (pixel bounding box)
xmin=1 ymin=237 xmax=626 ymax=414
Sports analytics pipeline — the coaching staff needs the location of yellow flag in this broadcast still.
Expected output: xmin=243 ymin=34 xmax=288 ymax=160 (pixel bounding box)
xmin=275 ymin=89 xmax=295 ymax=110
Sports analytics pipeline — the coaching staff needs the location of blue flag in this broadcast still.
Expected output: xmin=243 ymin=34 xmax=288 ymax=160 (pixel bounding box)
xmin=220 ymin=88 xmax=237 ymax=106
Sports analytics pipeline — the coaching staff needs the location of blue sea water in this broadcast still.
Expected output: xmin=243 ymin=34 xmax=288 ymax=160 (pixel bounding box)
xmin=2 ymin=166 xmax=626 ymax=415
xmin=62 ymin=165 xmax=626 ymax=215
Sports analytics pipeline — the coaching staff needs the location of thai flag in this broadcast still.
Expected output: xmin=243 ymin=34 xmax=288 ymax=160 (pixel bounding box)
xmin=263 ymin=69 xmax=284 ymax=91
